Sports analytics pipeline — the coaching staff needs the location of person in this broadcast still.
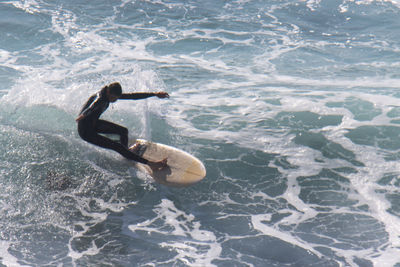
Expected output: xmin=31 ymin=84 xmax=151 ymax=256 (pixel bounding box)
xmin=76 ymin=82 xmax=169 ymax=170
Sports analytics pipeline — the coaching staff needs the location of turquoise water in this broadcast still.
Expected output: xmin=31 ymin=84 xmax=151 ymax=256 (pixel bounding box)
xmin=1 ymin=0 xmax=400 ymax=266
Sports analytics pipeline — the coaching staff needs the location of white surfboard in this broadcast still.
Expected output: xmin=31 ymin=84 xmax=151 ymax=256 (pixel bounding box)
xmin=129 ymin=139 xmax=206 ymax=187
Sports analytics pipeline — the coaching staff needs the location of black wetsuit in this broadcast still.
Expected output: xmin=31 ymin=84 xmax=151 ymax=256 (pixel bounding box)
xmin=77 ymin=87 xmax=157 ymax=164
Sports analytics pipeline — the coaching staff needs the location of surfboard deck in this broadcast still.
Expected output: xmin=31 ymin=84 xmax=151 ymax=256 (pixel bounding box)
xmin=129 ymin=139 xmax=206 ymax=187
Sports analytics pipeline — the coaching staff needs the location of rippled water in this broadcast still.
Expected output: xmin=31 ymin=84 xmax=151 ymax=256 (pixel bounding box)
xmin=1 ymin=0 xmax=400 ymax=266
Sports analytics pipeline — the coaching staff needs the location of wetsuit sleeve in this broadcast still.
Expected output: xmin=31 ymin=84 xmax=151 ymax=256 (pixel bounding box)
xmin=119 ymin=93 xmax=156 ymax=100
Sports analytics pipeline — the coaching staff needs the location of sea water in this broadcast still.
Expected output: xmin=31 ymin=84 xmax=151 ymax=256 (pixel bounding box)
xmin=0 ymin=0 xmax=400 ymax=266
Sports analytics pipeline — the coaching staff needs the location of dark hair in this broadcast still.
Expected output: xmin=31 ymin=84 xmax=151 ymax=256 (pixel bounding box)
xmin=108 ymin=82 xmax=122 ymax=96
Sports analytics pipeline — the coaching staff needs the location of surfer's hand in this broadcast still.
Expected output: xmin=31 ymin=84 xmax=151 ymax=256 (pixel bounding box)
xmin=156 ymin=92 xmax=169 ymax=99
xmin=148 ymin=158 xmax=168 ymax=171
xmin=75 ymin=114 xmax=85 ymax=122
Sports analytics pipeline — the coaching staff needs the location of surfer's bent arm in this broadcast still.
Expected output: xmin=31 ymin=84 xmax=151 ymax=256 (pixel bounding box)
xmin=76 ymin=94 xmax=103 ymax=122
xmin=120 ymin=92 xmax=169 ymax=100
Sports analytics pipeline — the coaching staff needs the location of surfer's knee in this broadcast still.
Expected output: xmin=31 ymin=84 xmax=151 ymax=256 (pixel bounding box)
xmin=120 ymin=126 xmax=128 ymax=136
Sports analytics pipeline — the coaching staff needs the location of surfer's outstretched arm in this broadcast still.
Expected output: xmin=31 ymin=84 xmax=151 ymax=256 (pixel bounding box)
xmin=119 ymin=92 xmax=169 ymax=100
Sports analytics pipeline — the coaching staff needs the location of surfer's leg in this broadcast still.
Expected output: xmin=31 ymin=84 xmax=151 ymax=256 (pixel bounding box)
xmin=85 ymin=133 xmax=148 ymax=164
xmin=95 ymin=120 xmax=129 ymax=147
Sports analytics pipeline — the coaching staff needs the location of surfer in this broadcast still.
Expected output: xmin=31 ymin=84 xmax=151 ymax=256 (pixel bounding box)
xmin=76 ymin=82 xmax=169 ymax=170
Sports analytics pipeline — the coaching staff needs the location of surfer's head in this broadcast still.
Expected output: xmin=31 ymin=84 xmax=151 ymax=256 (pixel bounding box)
xmin=106 ymin=82 xmax=122 ymax=102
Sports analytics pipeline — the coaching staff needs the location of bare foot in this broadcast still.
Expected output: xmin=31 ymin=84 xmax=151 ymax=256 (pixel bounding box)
xmin=130 ymin=142 xmax=141 ymax=153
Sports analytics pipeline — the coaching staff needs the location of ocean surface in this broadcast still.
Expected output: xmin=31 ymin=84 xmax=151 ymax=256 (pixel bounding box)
xmin=1 ymin=0 xmax=400 ymax=266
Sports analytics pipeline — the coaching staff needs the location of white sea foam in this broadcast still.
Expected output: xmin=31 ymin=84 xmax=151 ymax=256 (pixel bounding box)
xmin=0 ymin=241 xmax=31 ymax=267
xmin=129 ymin=199 xmax=221 ymax=266
xmin=1 ymin=0 xmax=400 ymax=266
